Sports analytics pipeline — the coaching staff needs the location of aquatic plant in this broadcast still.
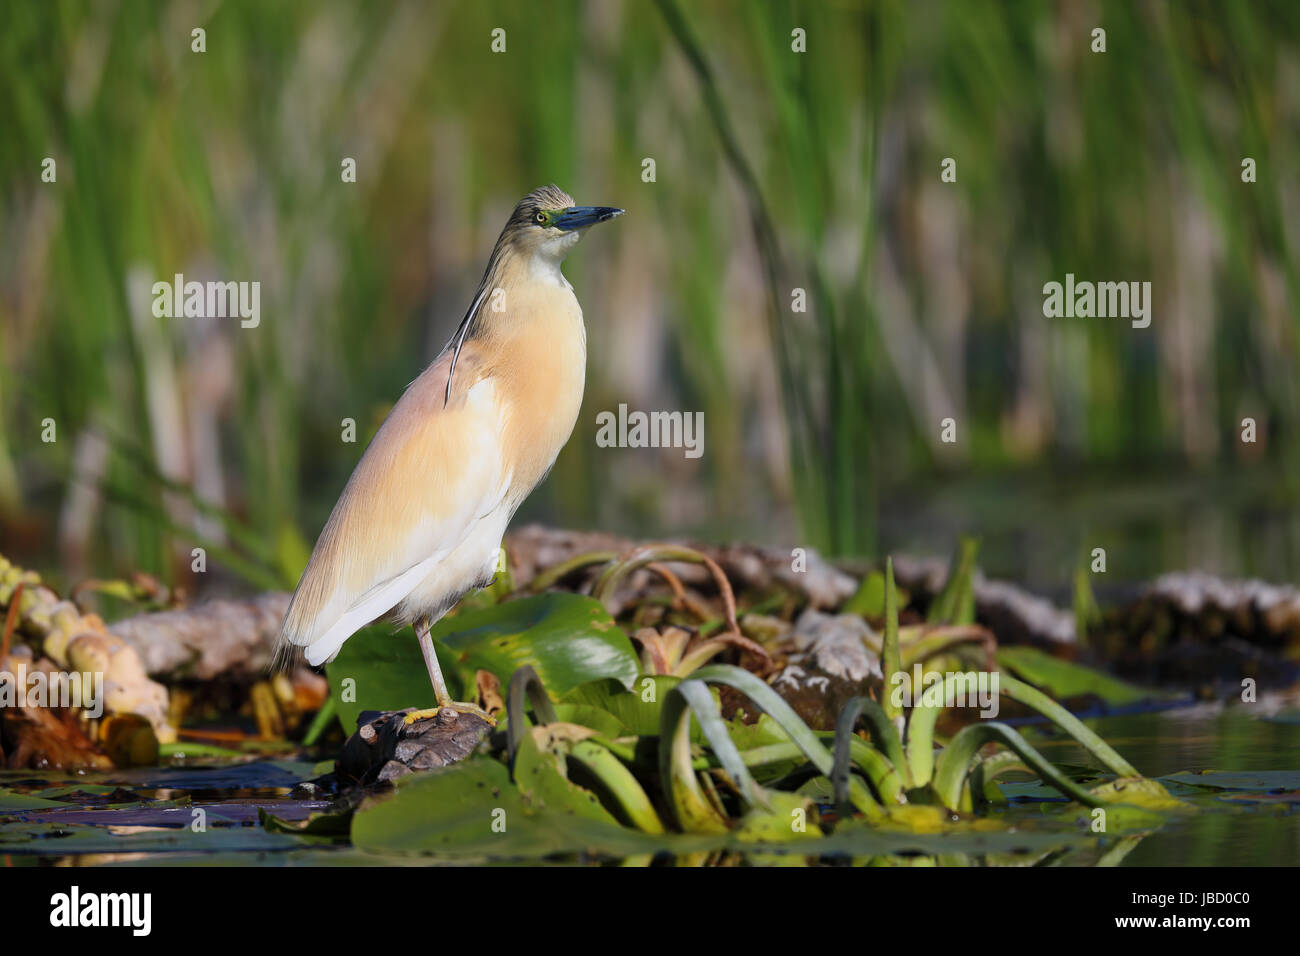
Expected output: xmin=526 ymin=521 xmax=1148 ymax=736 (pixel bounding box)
xmin=344 ymin=551 xmax=1183 ymax=861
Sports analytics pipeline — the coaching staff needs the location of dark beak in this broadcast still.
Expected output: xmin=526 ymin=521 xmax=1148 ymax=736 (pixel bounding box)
xmin=553 ymin=206 xmax=624 ymax=231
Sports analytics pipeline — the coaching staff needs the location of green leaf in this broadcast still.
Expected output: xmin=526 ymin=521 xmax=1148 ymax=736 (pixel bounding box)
xmin=549 ymin=703 xmax=632 ymax=738
xmin=932 ymin=722 xmax=1106 ymax=811
xmin=0 ymin=789 xmax=73 ymax=812
xmin=732 ymin=790 xmax=821 ymax=847
xmin=680 ymin=665 xmax=882 ymax=819
xmin=512 ymin=725 xmax=627 ymax=827
xmin=997 ymin=674 xmax=1141 ymax=778
xmin=928 ymin=537 xmax=979 ymax=625
xmin=329 ymin=593 xmax=639 ymax=734
xmin=996 ymin=646 xmax=1151 ymax=706
xmin=1072 ymin=559 xmax=1103 ymax=649
xmin=1087 ymin=776 xmax=1186 ymax=811
xmin=843 ymin=570 xmax=885 ymax=617
xmin=725 ymin=712 xmax=800 ymax=750
xmin=658 ymin=679 xmax=748 ymax=832
xmin=350 ymin=757 xmax=670 ymax=860
xmin=560 ymin=674 xmax=682 ymax=736
xmin=566 ymin=739 xmax=666 ymax=834
xmin=881 ymin=557 xmax=903 ymax=721
xmin=258 ymin=806 xmax=353 ymax=838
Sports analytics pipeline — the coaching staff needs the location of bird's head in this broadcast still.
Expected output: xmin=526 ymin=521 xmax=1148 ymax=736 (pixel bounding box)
xmin=503 ymin=184 xmax=623 ymax=264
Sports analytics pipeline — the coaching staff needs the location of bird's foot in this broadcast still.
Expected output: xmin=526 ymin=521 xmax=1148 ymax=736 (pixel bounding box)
xmin=402 ymin=701 xmax=497 ymax=727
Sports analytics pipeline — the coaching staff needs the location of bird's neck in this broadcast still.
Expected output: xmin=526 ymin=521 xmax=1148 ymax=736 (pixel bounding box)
xmin=524 ymin=249 xmax=573 ymax=290
xmin=470 ymin=243 xmax=578 ymax=340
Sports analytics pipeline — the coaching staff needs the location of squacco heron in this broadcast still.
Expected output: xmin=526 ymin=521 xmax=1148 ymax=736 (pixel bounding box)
xmin=277 ymin=185 xmax=622 ymax=724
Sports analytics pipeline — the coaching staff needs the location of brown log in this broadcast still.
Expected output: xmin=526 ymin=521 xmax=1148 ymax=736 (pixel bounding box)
xmin=108 ymin=591 xmax=291 ymax=682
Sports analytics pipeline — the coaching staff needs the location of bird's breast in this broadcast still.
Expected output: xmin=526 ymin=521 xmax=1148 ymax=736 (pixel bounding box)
xmin=492 ymin=282 xmax=587 ymax=501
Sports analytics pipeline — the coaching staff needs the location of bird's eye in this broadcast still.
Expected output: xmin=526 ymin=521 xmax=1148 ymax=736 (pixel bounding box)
xmin=535 ymin=212 xmax=547 ymax=225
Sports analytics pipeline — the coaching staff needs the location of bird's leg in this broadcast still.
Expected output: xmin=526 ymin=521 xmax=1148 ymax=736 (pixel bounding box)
xmin=403 ymin=616 xmax=497 ymax=726
xmin=417 ymin=615 xmax=454 ymax=706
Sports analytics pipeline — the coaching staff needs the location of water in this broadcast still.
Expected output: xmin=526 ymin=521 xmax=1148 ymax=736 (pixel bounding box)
xmin=881 ymin=467 xmax=1300 ymax=594
xmin=1026 ymin=702 xmax=1300 ymax=866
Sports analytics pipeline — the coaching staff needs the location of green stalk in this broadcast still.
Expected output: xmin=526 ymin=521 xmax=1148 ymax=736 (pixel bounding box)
xmin=932 ymin=722 xmax=1105 ymax=811
xmin=881 ymin=557 xmax=903 ymax=723
xmin=302 ymin=696 xmax=336 ymax=746
xmin=904 ymin=673 xmax=966 ymax=788
xmin=830 ymin=699 xmax=895 ymax=819
xmin=966 ymin=749 xmax=1029 ymax=807
xmin=673 ymin=637 xmax=731 ymax=676
xmin=693 ymin=738 xmax=896 ymax=809
xmin=928 ymin=537 xmax=979 ymax=625
xmin=527 ymin=551 xmax=618 ymax=592
xmin=833 ymin=695 xmax=909 ymax=802
xmin=567 ymin=740 xmax=665 ymax=835
xmin=686 ymin=665 xmax=878 ymax=815
xmin=658 ymin=679 xmax=748 ymax=832
xmin=899 ymin=626 xmax=995 ymax=670
xmin=999 ymin=674 xmax=1139 ymax=778
xmin=506 ymin=664 xmax=559 ymax=767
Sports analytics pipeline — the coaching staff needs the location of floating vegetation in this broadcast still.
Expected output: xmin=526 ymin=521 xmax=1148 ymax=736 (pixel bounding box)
xmin=1 ymin=535 xmax=1296 ymax=866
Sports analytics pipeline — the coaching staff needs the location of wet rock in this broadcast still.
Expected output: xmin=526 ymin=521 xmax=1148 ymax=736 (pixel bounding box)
xmin=1098 ymin=572 xmax=1300 ymax=691
xmin=766 ymin=610 xmax=882 ymax=731
xmin=1143 ymin=572 xmax=1300 ymax=642
xmin=891 ymin=555 xmax=1076 ymax=645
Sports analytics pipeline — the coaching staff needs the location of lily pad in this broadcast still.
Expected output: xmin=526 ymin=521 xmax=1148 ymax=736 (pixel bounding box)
xmin=329 ymin=593 xmax=639 ymax=733
xmin=0 ymin=818 xmax=303 ymax=855
xmin=1161 ymin=770 xmax=1300 ymax=792
xmin=0 ymin=789 xmax=74 ymax=812
xmin=351 ymin=756 xmax=675 ymax=861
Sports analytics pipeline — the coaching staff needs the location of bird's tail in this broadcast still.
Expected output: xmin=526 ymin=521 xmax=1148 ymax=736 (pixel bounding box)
xmin=269 ymin=625 xmax=305 ymax=673
xmin=274 ymin=556 xmax=339 ymax=671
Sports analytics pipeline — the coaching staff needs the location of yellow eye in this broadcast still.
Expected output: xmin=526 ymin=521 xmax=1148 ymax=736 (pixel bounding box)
xmin=535 ymin=211 xmax=547 ymax=225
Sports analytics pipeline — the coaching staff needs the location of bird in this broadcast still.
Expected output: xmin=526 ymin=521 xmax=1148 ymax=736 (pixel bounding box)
xmin=276 ymin=185 xmax=623 ymax=724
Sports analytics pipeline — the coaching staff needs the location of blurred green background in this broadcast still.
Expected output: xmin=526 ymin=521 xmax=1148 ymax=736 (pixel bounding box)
xmin=1 ymin=0 xmax=1298 ymax=598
